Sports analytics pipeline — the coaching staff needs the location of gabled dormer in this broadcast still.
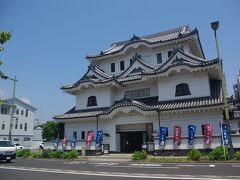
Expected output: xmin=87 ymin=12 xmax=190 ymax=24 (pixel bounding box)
xmin=118 ymin=53 xmax=155 ymax=79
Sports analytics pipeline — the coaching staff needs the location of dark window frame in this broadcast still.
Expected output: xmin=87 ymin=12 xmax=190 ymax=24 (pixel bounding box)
xmin=24 ymin=123 xmax=27 ymax=131
xmin=1 ymin=108 xmax=8 ymax=115
xmin=175 ymin=83 xmax=191 ymax=97
xmin=87 ymin=96 xmax=97 ymax=107
xmin=2 ymin=124 xmax=5 ymax=130
xmin=73 ymin=131 xmax=77 ymax=140
xmin=25 ymin=109 xmax=28 ymax=117
xmin=111 ymin=62 xmax=115 ymax=72
xmin=120 ymin=61 xmax=125 ymax=71
xmin=81 ymin=131 xmax=85 ymax=140
xmin=21 ymin=110 xmax=24 ymax=115
xmin=168 ymin=51 xmax=173 ymax=58
xmin=157 ymin=53 xmax=162 ymax=64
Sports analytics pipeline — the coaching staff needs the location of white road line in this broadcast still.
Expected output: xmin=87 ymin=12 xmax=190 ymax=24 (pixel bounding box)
xmin=232 ymin=165 xmax=240 ymax=168
xmin=0 ymin=165 xmax=239 ymax=180
xmin=63 ymin=161 xmax=87 ymax=164
xmin=176 ymin=164 xmax=215 ymax=167
xmin=94 ymin=165 xmax=179 ymax=169
xmin=129 ymin=163 xmax=162 ymax=167
xmin=89 ymin=162 xmax=118 ymax=165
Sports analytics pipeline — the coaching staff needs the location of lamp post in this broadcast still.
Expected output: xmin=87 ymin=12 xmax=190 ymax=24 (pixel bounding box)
xmin=0 ymin=74 xmax=17 ymax=141
xmin=211 ymin=21 xmax=234 ymax=159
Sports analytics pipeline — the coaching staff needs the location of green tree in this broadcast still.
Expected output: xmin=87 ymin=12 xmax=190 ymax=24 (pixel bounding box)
xmin=42 ymin=121 xmax=65 ymax=141
xmin=0 ymin=31 xmax=11 ymax=104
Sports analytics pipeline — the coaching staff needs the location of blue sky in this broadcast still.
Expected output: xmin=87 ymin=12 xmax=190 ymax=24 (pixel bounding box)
xmin=0 ymin=0 xmax=239 ymax=121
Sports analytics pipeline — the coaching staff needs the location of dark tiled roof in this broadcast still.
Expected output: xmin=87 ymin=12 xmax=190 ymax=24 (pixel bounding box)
xmin=54 ymin=96 xmax=223 ymax=120
xmin=86 ymin=26 xmax=198 ymax=59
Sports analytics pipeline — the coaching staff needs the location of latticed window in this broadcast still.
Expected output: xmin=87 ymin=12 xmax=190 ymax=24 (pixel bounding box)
xmin=175 ymin=83 xmax=191 ymax=97
xmin=87 ymin=96 xmax=97 ymax=106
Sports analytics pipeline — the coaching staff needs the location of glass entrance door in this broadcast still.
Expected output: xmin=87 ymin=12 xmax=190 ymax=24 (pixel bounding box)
xmin=120 ymin=131 xmax=145 ymax=153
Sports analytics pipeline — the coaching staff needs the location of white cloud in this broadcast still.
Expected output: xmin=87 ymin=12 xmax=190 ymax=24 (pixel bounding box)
xmin=20 ymin=97 xmax=31 ymax=105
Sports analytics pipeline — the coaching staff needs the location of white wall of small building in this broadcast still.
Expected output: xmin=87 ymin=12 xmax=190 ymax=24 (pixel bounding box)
xmin=0 ymin=101 xmax=36 ymax=147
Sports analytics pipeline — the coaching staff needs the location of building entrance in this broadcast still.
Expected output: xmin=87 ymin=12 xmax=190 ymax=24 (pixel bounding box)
xmin=120 ymin=131 xmax=145 ymax=153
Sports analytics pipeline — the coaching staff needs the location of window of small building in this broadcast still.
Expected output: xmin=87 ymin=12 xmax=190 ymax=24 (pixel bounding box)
xmin=15 ymin=123 xmax=18 ymax=129
xmin=2 ymin=123 xmax=5 ymax=130
xmin=14 ymin=138 xmax=19 ymax=141
xmin=157 ymin=53 xmax=162 ymax=64
xmin=1 ymin=107 xmax=8 ymax=115
xmin=120 ymin=61 xmax=125 ymax=71
xmin=24 ymin=137 xmax=31 ymax=141
xmin=20 ymin=123 xmax=23 ymax=129
xmin=111 ymin=62 xmax=115 ymax=72
xmin=168 ymin=51 xmax=173 ymax=58
xmin=175 ymin=83 xmax=191 ymax=97
xmin=87 ymin=96 xmax=97 ymax=106
xmin=25 ymin=109 xmax=28 ymax=117
xmin=24 ymin=123 xmax=27 ymax=131
xmin=16 ymin=109 xmax=19 ymax=115
xmin=21 ymin=110 xmax=24 ymax=115
xmin=81 ymin=131 xmax=85 ymax=140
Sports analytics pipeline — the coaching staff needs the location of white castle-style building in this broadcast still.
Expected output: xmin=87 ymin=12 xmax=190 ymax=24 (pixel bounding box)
xmin=54 ymin=25 xmax=240 ymax=154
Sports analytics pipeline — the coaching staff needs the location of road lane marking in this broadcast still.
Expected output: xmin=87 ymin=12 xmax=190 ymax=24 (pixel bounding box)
xmin=94 ymin=165 xmax=179 ymax=169
xmin=0 ymin=165 xmax=239 ymax=180
xmin=129 ymin=163 xmax=162 ymax=167
xmin=176 ymin=164 xmax=215 ymax=167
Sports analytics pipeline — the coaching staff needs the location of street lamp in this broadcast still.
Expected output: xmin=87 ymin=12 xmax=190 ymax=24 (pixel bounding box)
xmin=211 ymin=21 xmax=234 ymax=159
xmin=0 ymin=73 xmax=17 ymax=141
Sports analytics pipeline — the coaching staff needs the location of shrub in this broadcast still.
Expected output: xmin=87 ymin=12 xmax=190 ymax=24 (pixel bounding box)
xmin=47 ymin=149 xmax=59 ymax=159
xmin=59 ymin=150 xmax=79 ymax=159
xmin=16 ymin=149 xmax=31 ymax=158
xmin=235 ymin=151 xmax=240 ymax=160
xmin=208 ymin=146 xmax=229 ymax=161
xmin=188 ymin=149 xmax=201 ymax=161
xmin=132 ymin=150 xmax=147 ymax=161
xmin=32 ymin=151 xmax=43 ymax=158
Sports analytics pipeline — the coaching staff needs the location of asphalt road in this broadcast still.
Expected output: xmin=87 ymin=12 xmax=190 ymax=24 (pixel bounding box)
xmin=0 ymin=158 xmax=240 ymax=180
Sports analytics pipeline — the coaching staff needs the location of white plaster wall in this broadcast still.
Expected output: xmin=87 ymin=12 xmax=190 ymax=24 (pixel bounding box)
xmin=75 ymin=87 xmax=111 ymax=110
xmin=158 ymin=72 xmax=210 ymax=101
xmin=98 ymin=43 xmax=191 ymax=75
xmin=55 ymin=110 xmax=240 ymax=151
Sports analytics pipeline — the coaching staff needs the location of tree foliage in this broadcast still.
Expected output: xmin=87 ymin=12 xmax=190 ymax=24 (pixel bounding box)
xmin=42 ymin=121 xmax=65 ymax=141
xmin=0 ymin=31 xmax=11 ymax=102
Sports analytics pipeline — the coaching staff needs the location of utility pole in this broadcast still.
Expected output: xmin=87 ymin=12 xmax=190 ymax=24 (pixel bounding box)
xmin=211 ymin=21 xmax=234 ymax=159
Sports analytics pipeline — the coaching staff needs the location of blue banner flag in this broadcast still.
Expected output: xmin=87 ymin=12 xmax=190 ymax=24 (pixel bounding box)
xmin=188 ymin=125 xmax=196 ymax=145
xmin=159 ymin=127 xmax=168 ymax=146
xmin=71 ymin=138 xmax=76 ymax=147
xmin=54 ymin=135 xmax=60 ymax=147
xmin=95 ymin=130 xmax=103 ymax=148
xmin=220 ymin=122 xmax=229 ymax=145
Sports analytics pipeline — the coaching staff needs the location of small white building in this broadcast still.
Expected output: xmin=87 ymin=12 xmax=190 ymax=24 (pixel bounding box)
xmin=0 ymin=97 xmax=37 ymax=147
xmin=54 ymin=25 xmax=240 ymax=154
